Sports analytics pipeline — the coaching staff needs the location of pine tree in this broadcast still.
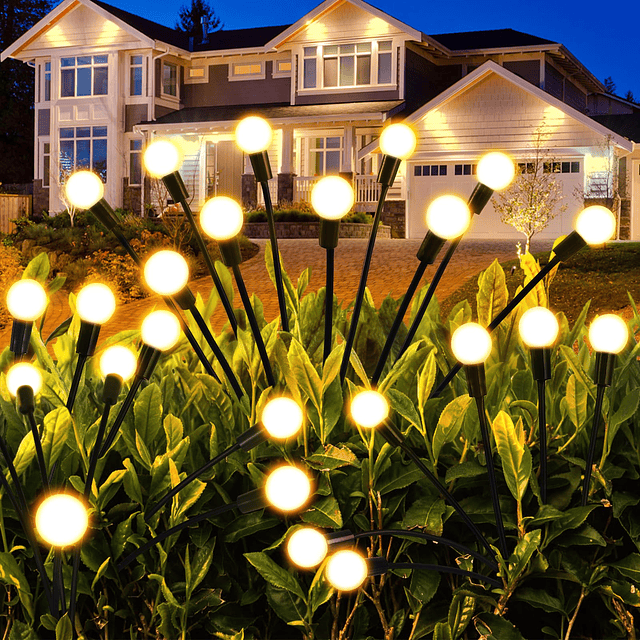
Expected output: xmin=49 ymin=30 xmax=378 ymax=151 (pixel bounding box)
xmin=175 ymin=0 xmax=222 ymax=38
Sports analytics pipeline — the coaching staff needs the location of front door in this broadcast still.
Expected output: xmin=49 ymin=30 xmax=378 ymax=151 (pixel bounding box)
xmin=216 ymin=140 xmax=244 ymax=200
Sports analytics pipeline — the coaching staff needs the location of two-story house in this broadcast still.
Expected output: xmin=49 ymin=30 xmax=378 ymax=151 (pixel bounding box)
xmin=2 ymin=0 xmax=639 ymax=240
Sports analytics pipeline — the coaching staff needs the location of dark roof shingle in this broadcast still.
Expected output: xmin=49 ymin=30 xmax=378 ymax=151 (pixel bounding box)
xmin=430 ymin=28 xmax=556 ymax=51
xmin=591 ymin=114 xmax=640 ymax=143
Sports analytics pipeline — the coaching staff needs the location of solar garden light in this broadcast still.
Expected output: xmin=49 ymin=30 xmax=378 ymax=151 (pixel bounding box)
xmin=310 ymin=176 xmax=355 ymax=363
xmin=518 ymin=306 xmax=560 ymax=503
xmin=145 ymin=396 xmax=304 ymax=521
xmin=200 ymin=196 xmax=275 ymax=386
xmin=582 ymin=314 xmax=629 ymax=506
xmin=235 ymin=116 xmax=289 ymax=332
xmin=143 ymin=249 xmax=244 ymax=397
xmin=350 ymin=389 xmax=494 ymax=558
xmin=339 ymin=123 xmax=417 ymax=382
xmin=6 ymin=279 xmax=48 ymax=358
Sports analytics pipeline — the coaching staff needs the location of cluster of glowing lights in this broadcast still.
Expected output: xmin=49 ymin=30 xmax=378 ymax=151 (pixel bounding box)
xmin=379 ymin=123 xmax=417 ymax=160
xmin=235 ymin=116 xmax=273 ymax=155
xmin=99 ymin=345 xmax=138 ymax=382
xmin=264 ymin=465 xmax=311 ymax=512
xmin=261 ymin=397 xmax=304 ymax=439
xmin=143 ymin=139 xmax=183 ymax=178
xmin=140 ymin=310 xmax=182 ymax=351
xmin=426 ymin=195 xmax=471 ymax=240
xmin=65 ymin=170 xmax=105 ymax=210
xmin=326 ymin=550 xmax=368 ymax=591
xmin=350 ymin=390 xmax=389 ymax=429
xmin=144 ymin=250 xmax=190 ymax=296
xmin=476 ymin=152 xmax=516 ymax=191
xmin=518 ymin=307 xmax=560 ymax=349
xmin=6 ymin=363 xmax=43 ymax=397
xmin=286 ymin=527 xmax=328 ymax=568
xmin=6 ymin=279 xmax=48 ymax=322
xmin=76 ymin=283 xmax=116 ymax=325
xmin=589 ymin=314 xmax=629 ymax=354
xmin=35 ymin=494 xmax=88 ymax=547
xmin=575 ymin=205 xmax=617 ymax=245
xmin=200 ymin=196 xmax=244 ymax=241
xmin=311 ymin=176 xmax=355 ymax=220
xmin=451 ymin=323 xmax=493 ymax=365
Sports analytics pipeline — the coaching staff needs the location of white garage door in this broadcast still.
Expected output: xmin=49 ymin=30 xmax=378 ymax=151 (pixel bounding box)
xmin=407 ymin=160 xmax=584 ymax=240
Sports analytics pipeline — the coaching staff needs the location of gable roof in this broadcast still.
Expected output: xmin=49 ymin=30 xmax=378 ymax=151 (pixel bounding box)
xmin=430 ymin=28 xmax=555 ymax=51
xmin=591 ymin=114 xmax=640 ymax=143
xmin=192 ymin=24 xmax=291 ymax=52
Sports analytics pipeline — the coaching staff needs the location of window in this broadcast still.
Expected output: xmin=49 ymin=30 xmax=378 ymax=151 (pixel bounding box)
xmin=162 ymin=62 xmax=177 ymax=97
xmin=189 ymin=67 xmax=205 ymax=78
xmin=414 ymin=164 xmax=447 ymax=177
xmin=60 ymin=56 xmax=108 ymax=97
xmin=231 ymin=62 xmax=264 ymax=79
xmin=44 ymin=62 xmax=51 ymax=101
xmin=59 ymin=126 xmax=107 ymax=181
xmin=43 ymin=143 xmax=50 ymax=187
xmin=273 ymin=59 xmax=292 ymax=77
xmin=130 ymin=55 xmax=143 ymax=96
xmin=543 ymin=161 xmax=580 ymax=174
xmin=377 ymin=41 xmax=392 ymax=84
xmin=454 ymin=164 xmax=476 ymax=176
xmin=310 ymin=136 xmax=342 ymax=175
xmin=129 ymin=139 xmax=142 ymax=185
xmin=303 ymin=47 xmax=317 ymax=88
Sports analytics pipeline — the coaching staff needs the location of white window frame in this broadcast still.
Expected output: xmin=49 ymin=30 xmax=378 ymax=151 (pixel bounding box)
xmin=161 ymin=61 xmax=179 ymax=99
xmin=59 ymin=55 xmax=109 ymax=98
xmin=272 ymin=59 xmax=292 ymax=78
xmin=127 ymin=135 xmax=144 ymax=186
xmin=229 ymin=60 xmax=265 ymax=81
xmin=40 ymin=138 xmax=51 ymax=188
xmin=185 ymin=64 xmax=209 ymax=84
xmin=128 ymin=54 xmax=145 ymax=97
xmin=38 ymin=60 xmax=51 ymax=103
xmin=307 ymin=135 xmax=344 ymax=176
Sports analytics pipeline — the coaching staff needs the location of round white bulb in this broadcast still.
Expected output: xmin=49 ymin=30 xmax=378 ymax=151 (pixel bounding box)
xmin=476 ymin=152 xmax=516 ymax=191
xmin=6 ymin=363 xmax=43 ymax=397
xmin=379 ymin=123 xmax=417 ymax=160
xmin=451 ymin=323 xmax=493 ymax=365
xmin=261 ymin=397 xmax=304 ymax=439
xmin=143 ymin=250 xmax=190 ymax=296
xmin=519 ymin=307 xmax=559 ymax=348
xmin=287 ymin=527 xmax=328 ymax=569
xmin=99 ymin=345 xmax=137 ymax=382
xmin=200 ymin=196 xmax=244 ymax=241
xmin=6 ymin=279 xmax=48 ymax=322
xmin=235 ymin=116 xmax=273 ymax=155
xmin=264 ymin=466 xmax=311 ymax=512
xmin=350 ymin=390 xmax=389 ymax=429
xmin=426 ymin=195 xmax=471 ymax=240
xmin=76 ymin=283 xmax=116 ymax=325
xmin=588 ymin=314 xmax=629 ymax=354
xmin=575 ymin=206 xmax=616 ymax=245
xmin=143 ymin=139 xmax=183 ymax=178
xmin=140 ymin=310 xmax=182 ymax=351
xmin=326 ymin=550 xmax=368 ymax=591
xmin=311 ymin=176 xmax=355 ymax=220
xmin=35 ymin=494 xmax=88 ymax=547
xmin=64 ymin=171 xmax=104 ymax=209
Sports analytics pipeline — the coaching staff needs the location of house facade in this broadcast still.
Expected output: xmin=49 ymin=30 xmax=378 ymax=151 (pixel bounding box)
xmin=3 ymin=0 xmax=639 ymax=240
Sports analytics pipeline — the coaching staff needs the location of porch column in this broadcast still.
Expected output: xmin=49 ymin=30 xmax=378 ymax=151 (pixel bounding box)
xmin=340 ymin=125 xmax=355 ymax=177
xmin=278 ymin=125 xmax=295 ymax=204
xmin=242 ymin=153 xmax=257 ymax=209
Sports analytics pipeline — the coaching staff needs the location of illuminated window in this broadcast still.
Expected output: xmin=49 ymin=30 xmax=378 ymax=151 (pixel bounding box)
xmin=309 ymin=136 xmax=342 ymax=175
xmin=43 ymin=143 xmax=50 ymax=188
xmin=130 ymin=55 xmax=143 ymax=96
xmin=543 ymin=161 xmax=580 ymax=174
xmin=59 ymin=126 xmax=107 ymax=182
xmin=231 ymin=62 xmax=264 ymax=80
xmin=189 ymin=67 xmax=205 ymax=78
xmin=162 ymin=62 xmax=177 ymax=97
xmin=303 ymin=47 xmax=317 ymax=88
xmin=44 ymin=62 xmax=51 ymax=101
xmin=274 ymin=60 xmax=292 ymax=77
xmin=60 ymin=56 xmax=108 ymax=97
xmin=129 ymin=139 xmax=142 ymax=185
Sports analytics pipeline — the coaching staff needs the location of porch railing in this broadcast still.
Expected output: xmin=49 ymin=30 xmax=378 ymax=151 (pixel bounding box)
xmin=355 ymin=175 xmax=380 ymax=204
xmin=293 ymin=176 xmax=319 ymax=203
xmin=294 ymin=175 xmax=394 ymax=206
xmin=257 ymin=178 xmax=278 ymax=207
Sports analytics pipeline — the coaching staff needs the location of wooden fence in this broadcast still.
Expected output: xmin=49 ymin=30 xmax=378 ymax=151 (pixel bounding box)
xmin=0 ymin=194 xmax=31 ymax=234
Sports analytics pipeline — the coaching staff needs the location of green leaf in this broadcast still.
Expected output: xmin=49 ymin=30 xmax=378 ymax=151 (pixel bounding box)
xmin=304 ymin=444 xmax=360 ymax=471
xmin=224 ymin=512 xmax=279 ymax=543
xmin=474 ymin=613 xmax=526 ymax=640
xmin=605 ymin=388 xmax=640 ymax=456
xmin=163 ymin=414 xmax=183 ymax=452
xmin=448 ymin=594 xmax=475 ymax=640
xmin=55 ymin=614 xmax=72 ymax=640
xmin=134 ymin=383 xmax=163 ymax=450
xmin=377 ymin=461 xmax=425 ymax=494
xmin=123 ymin=458 xmax=144 ymax=504
xmin=41 ymin=407 xmax=71 ymax=471
xmin=403 ymin=495 xmax=447 ymax=536
xmin=505 ymin=529 xmax=541 ymax=583
xmin=492 ymin=411 xmax=531 ymax=502
xmin=0 ymin=552 xmax=34 ymax=623
xmin=609 ymin=553 xmax=640 ymax=582
xmin=265 ymin=583 xmax=306 ymax=626
xmin=433 ymin=622 xmax=453 ymax=640
xmin=11 ymin=432 xmax=36 ymax=478
xmin=387 ymin=388 xmax=422 ymax=431
xmin=546 ymin=505 xmax=599 ymax=545
xmin=512 ymin=588 xmax=565 ymax=614
xmin=300 ymin=496 xmax=343 ymax=529
xmin=565 ymin=374 xmax=589 ymax=430
xmin=244 ymin=552 xmax=306 ymax=600
xmin=445 ymin=461 xmax=487 ymax=483
xmin=476 ymin=260 xmax=508 ymax=328
xmin=8 ymin=620 xmax=39 ymax=640
xmin=409 ymin=568 xmax=440 ymax=605
xmin=308 ymin=561 xmax=333 ymax=615
xmin=91 ymin=558 xmax=110 ymax=590
xmin=22 ymin=252 xmax=50 ymax=283
xmin=417 ymin=351 xmax=437 ymax=410
xmin=188 ymin=539 xmax=215 ymax=599
xmin=148 ymin=574 xmax=181 ymax=606
xmin=288 ymin=339 xmax=322 ymax=411
xmin=433 ymin=396 xmax=472 ymax=464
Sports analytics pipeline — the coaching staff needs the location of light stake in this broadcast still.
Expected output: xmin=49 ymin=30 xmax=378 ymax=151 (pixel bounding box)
xmin=6 ymin=279 xmax=48 ymax=358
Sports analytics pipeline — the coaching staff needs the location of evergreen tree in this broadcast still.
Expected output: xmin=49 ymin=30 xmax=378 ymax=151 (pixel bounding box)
xmin=603 ymin=76 xmax=616 ymax=94
xmin=175 ymin=0 xmax=222 ymax=38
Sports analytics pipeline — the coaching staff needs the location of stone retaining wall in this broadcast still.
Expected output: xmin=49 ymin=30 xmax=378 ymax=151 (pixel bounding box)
xmin=243 ymin=221 xmax=391 ymax=239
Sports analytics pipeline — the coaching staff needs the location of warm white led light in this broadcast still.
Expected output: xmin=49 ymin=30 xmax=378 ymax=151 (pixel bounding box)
xmin=379 ymin=123 xmax=417 ymax=160
xmin=200 ymin=196 xmax=244 ymax=241
xmin=261 ymin=397 xmax=304 ymax=439
xmin=426 ymin=195 xmax=472 ymax=239
xmin=143 ymin=139 xmax=183 ymax=178
xmin=143 ymin=250 xmax=190 ymax=296
xmin=588 ymin=314 xmax=629 ymax=354
xmin=575 ymin=206 xmax=617 ymax=245
xmin=264 ymin=466 xmax=311 ymax=512
xmin=76 ymin=283 xmax=116 ymax=325
xmin=311 ymin=176 xmax=355 ymax=220
xmin=35 ymin=494 xmax=88 ymax=547
xmin=350 ymin=390 xmax=389 ymax=429
xmin=235 ymin=116 xmax=273 ymax=154
xmin=519 ymin=307 xmax=559 ymax=348
xmin=64 ymin=171 xmax=105 ymax=209
xmin=99 ymin=345 xmax=137 ymax=382
xmin=476 ymin=152 xmax=516 ymax=191
xmin=6 ymin=363 xmax=43 ymax=397
xmin=326 ymin=550 xmax=368 ymax=591
xmin=287 ymin=527 xmax=328 ymax=569
xmin=6 ymin=279 xmax=48 ymax=322
xmin=140 ymin=310 xmax=181 ymax=351
xmin=451 ymin=323 xmax=492 ymax=365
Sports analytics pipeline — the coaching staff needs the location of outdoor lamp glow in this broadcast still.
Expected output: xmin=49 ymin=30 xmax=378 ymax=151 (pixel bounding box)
xmin=235 ymin=116 xmax=273 ymax=154
xmin=140 ymin=310 xmax=182 ymax=351
xmin=575 ymin=206 xmax=617 ymax=245
xmin=261 ymin=397 xmax=304 ymax=439
xmin=519 ymin=307 xmax=560 ymax=348
xmin=264 ymin=465 xmax=312 ymax=512
xmin=143 ymin=250 xmax=190 ymax=296
xmin=99 ymin=345 xmax=137 ymax=382
xmin=6 ymin=279 xmax=48 ymax=321
xmin=6 ymin=363 xmax=42 ymax=397
xmin=426 ymin=195 xmax=471 ymax=239
xmin=35 ymin=494 xmax=88 ymax=547
xmin=351 ymin=390 xmax=389 ymax=429
xmin=311 ymin=176 xmax=355 ymax=220
xmin=476 ymin=152 xmax=516 ymax=191
xmin=379 ymin=123 xmax=417 ymax=160
xmin=588 ymin=314 xmax=629 ymax=354
xmin=65 ymin=170 xmax=105 ymax=209
xmin=200 ymin=196 xmax=244 ymax=241
xmin=451 ymin=323 xmax=492 ymax=365
xmin=326 ymin=550 xmax=368 ymax=591
xmin=143 ymin=139 xmax=183 ymax=178
xmin=76 ymin=283 xmax=116 ymax=325
xmin=287 ymin=527 xmax=328 ymax=569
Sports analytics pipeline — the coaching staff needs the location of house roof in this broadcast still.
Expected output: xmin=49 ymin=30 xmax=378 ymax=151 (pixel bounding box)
xmin=192 ymin=25 xmax=292 ymax=52
xmin=429 ymin=28 xmax=556 ymax=51
xmin=591 ymin=114 xmax=640 ymax=143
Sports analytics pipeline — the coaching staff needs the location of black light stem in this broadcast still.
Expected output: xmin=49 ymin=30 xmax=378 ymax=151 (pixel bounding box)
xmin=66 ymin=353 xmax=88 ymax=411
xmin=54 ymin=549 xmax=65 ymax=615
xmin=581 ymin=384 xmax=607 ymax=507
xmin=68 ymin=549 xmax=81 ymax=637
xmin=389 ymin=562 xmax=501 ymax=588
xmin=26 ymin=411 xmax=49 ymax=491
xmin=99 ymin=377 xmax=143 ymax=457
xmin=84 ymin=401 xmax=113 ymax=500
xmin=0 ymin=435 xmax=28 ymax=514
xmin=323 ymin=247 xmax=335 ymax=364
xmin=537 ymin=380 xmax=548 ymax=503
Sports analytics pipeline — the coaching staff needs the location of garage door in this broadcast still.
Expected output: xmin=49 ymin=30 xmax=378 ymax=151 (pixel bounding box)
xmin=407 ymin=160 xmax=584 ymax=241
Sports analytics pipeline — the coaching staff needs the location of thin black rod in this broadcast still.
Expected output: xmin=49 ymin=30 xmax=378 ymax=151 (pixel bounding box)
xmin=475 ymin=395 xmax=508 ymax=558
xmin=323 ymin=247 xmax=334 ymax=364
xmin=581 ymin=384 xmax=607 ymax=507
xmin=340 ymin=184 xmax=390 ymax=382
xmin=0 ymin=435 xmax=27 ymax=514
xmin=118 ymin=502 xmax=236 ymax=570
xmin=389 ymin=562 xmax=501 ymax=588
xmin=537 ymin=380 xmax=548 ymax=503
xmin=54 ymin=549 xmax=65 ymax=615
xmin=231 ymin=264 xmax=275 ymax=387
xmin=99 ymin=377 xmax=143 ymax=457
xmin=145 ymin=442 xmax=241 ymax=522
xmin=66 ymin=353 xmax=88 ymax=411
xmin=67 ymin=548 xmax=81 ymax=636
xmin=261 ymin=182 xmax=289 ymax=332
xmin=26 ymin=411 xmax=49 ymax=491
xmin=372 ymin=260 xmax=429 ymax=383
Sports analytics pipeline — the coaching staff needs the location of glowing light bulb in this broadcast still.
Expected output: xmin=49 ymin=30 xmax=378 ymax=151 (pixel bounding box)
xmin=311 ymin=176 xmax=355 ymax=220
xmin=261 ymin=397 xmax=304 ymax=439
xmin=287 ymin=527 xmax=328 ymax=569
xmin=6 ymin=279 xmax=48 ymax=322
xmin=426 ymin=195 xmax=471 ymax=239
xmin=326 ymin=550 xmax=368 ymax=591
xmin=35 ymin=494 xmax=88 ymax=547
xmin=451 ymin=323 xmax=492 ymax=365
xmin=143 ymin=250 xmax=190 ymax=296
xmin=143 ymin=139 xmax=183 ymax=178
xmin=588 ymin=314 xmax=629 ymax=354
xmin=350 ymin=390 xmax=389 ymax=429
xmin=575 ymin=206 xmax=616 ymax=245
xmin=200 ymin=196 xmax=244 ymax=241
xmin=476 ymin=152 xmax=516 ymax=191
xmin=235 ymin=116 xmax=273 ymax=154
xmin=141 ymin=310 xmax=181 ymax=351
xmin=264 ymin=465 xmax=311 ymax=512
xmin=99 ymin=345 xmax=137 ymax=382
xmin=379 ymin=123 xmax=417 ymax=160
xmin=76 ymin=283 xmax=116 ymax=325
xmin=6 ymin=363 xmax=43 ymax=397
xmin=519 ymin=307 xmax=559 ymax=348
xmin=64 ymin=171 xmax=104 ymax=209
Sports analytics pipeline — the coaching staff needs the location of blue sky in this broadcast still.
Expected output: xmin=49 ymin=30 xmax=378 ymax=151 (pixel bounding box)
xmin=114 ymin=0 xmax=639 ymax=100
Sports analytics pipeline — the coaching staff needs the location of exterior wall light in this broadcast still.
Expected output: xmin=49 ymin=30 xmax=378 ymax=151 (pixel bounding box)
xmin=286 ymin=527 xmax=329 ymax=569
xmin=6 ymin=279 xmax=48 ymax=357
